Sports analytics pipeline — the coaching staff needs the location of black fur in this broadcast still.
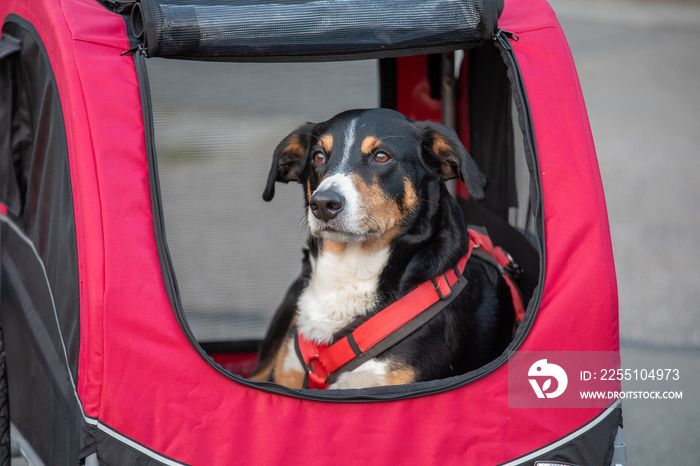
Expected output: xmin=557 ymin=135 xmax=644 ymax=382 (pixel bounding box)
xmin=252 ymin=108 xmax=514 ymax=385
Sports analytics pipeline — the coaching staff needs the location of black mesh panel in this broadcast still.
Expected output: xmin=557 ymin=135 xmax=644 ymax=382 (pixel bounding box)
xmin=0 ymin=19 xmax=80 ymax=382
xmin=0 ymin=15 xmax=83 ymax=463
xmin=132 ymin=0 xmax=501 ymax=60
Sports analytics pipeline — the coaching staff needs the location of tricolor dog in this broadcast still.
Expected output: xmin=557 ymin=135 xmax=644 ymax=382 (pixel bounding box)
xmin=251 ymin=108 xmax=518 ymax=390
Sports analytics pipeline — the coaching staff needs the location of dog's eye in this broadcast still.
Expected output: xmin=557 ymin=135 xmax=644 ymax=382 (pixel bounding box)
xmin=312 ymin=151 xmax=326 ymax=165
xmin=373 ymin=152 xmax=391 ymax=163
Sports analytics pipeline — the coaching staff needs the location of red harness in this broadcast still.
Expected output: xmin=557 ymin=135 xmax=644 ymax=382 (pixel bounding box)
xmin=295 ymin=229 xmax=525 ymax=389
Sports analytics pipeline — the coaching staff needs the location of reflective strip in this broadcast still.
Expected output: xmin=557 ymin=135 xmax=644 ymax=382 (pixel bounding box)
xmin=499 ymin=400 xmax=622 ymax=466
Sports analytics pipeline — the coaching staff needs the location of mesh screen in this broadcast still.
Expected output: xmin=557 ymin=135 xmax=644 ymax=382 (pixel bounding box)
xmin=134 ymin=0 xmax=497 ymax=60
xmin=147 ymin=58 xmax=379 ymax=342
xmin=0 ymin=21 xmax=81 ymax=381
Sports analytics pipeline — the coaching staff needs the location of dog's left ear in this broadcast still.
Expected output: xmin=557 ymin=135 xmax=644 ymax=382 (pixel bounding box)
xmin=417 ymin=121 xmax=487 ymax=201
xmin=263 ymin=122 xmax=315 ymax=202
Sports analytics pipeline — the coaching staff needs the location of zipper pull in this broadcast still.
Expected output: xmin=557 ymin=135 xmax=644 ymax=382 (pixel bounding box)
xmin=121 ymin=44 xmax=148 ymax=57
xmin=103 ymin=0 xmax=139 ymax=15
xmin=494 ymin=28 xmax=520 ymax=50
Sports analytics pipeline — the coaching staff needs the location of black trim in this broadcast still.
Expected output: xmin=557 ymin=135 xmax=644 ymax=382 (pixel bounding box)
xmin=89 ymin=419 xmax=190 ymax=466
xmin=493 ymin=29 xmax=546 ymax=350
xmin=199 ymin=340 xmax=259 ymax=355
xmin=499 ymin=403 xmax=622 ymax=466
xmin=346 ymin=334 xmax=362 ymax=357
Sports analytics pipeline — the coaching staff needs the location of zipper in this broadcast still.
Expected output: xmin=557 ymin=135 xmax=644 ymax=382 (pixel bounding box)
xmin=494 ymin=28 xmax=520 ymax=51
xmin=121 ymin=44 xmax=147 ymax=57
xmin=492 ymin=28 xmax=546 ymax=354
xmin=132 ymin=52 xmax=184 ymax=328
xmin=132 ymin=48 xmax=210 ymax=372
xmin=127 ymin=18 xmax=309 ymax=398
xmin=133 ymin=40 xmax=332 ymax=400
xmin=99 ymin=0 xmax=139 ymax=15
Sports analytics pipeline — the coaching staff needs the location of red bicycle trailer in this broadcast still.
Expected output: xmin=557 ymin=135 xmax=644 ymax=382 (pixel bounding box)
xmin=0 ymin=0 xmax=623 ymax=464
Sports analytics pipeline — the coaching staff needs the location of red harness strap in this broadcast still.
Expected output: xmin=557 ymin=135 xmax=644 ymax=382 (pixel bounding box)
xmin=468 ymin=229 xmax=526 ymax=322
xmin=295 ymin=229 xmax=524 ymax=389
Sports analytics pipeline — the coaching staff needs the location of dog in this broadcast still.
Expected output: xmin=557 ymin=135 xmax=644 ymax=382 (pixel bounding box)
xmin=250 ymin=108 xmax=516 ymax=389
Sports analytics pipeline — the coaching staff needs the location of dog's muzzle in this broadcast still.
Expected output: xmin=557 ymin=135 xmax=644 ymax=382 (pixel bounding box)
xmin=309 ymin=189 xmax=345 ymax=222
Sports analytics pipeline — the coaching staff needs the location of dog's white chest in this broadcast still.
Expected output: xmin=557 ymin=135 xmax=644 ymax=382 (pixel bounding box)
xmin=296 ymin=244 xmax=389 ymax=343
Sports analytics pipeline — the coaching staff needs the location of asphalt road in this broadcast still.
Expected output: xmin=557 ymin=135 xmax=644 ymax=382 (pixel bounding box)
xmin=548 ymin=0 xmax=700 ymax=463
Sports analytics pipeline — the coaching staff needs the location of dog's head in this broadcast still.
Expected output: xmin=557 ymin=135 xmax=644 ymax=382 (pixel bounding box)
xmin=263 ymin=108 xmax=487 ymax=249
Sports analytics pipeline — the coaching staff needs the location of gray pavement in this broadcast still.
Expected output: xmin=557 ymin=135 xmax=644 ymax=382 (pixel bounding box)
xmin=550 ymin=0 xmax=700 ymax=349
xmin=549 ymin=0 xmax=700 ymax=463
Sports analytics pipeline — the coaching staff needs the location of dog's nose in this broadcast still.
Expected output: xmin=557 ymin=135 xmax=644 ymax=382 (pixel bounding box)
xmin=310 ymin=190 xmax=345 ymax=221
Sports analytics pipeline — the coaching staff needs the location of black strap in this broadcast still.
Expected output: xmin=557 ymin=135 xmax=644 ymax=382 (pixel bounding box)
xmin=0 ymin=36 xmax=20 ymax=61
xmin=292 ymin=326 xmax=310 ymax=389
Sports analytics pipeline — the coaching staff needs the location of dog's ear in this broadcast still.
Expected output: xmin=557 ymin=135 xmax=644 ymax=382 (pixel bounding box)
xmin=263 ymin=122 xmax=315 ymax=202
xmin=417 ymin=121 xmax=487 ymax=201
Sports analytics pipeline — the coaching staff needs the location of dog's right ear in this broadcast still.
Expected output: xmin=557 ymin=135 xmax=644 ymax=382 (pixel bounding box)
xmin=416 ymin=121 xmax=488 ymax=201
xmin=263 ymin=122 xmax=315 ymax=202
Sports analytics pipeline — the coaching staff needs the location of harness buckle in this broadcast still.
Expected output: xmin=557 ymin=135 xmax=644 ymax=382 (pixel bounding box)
xmin=499 ymin=248 xmax=523 ymax=280
xmin=431 ymin=274 xmax=452 ymax=300
xmin=305 ymin=355 xmax=331 ymax=389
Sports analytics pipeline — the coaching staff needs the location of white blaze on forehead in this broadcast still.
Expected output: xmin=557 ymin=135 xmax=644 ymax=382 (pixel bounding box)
xmin=338 ymin=118 xmax=358 ymax=171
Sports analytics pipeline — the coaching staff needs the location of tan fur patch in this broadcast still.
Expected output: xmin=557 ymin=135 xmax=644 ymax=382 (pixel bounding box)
xmin=431 ymin=133 xmax=452 ymax=154
xmin=431 ymin=134 xmax=457 ymax=178
xmin=352 ymin=175 xmax=402 ymax=253
xmin=361 ymin=136 xmax=381 ymax=154
xmin=350 ymin=174 xmax=419 ymax=253
xmin=271 ymin=337 xmax=305 ymax=389
xmin=362 ymin=227 xmax=398 ymax=254
xmin=250 ymin=317 xmax=297 ymax=382
xmin=318 ymin=134 xmax=333 ymax=153
xmin=282 ymin=134 xmax=307 ymax=181
xmin=284 ymin=134 xmax=306 ymax=158
xmin=385 ymin=365 xmax=417 ymax=386
xmin=306 ymin=179 xmax=312 ymax=203
xmin=322 ymin=240 xmax=347 ymax=255
xmin=403 ymin=177 xmax=418 ymax=212
xmin=249 ymin=361 xmax=274 ymax=382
